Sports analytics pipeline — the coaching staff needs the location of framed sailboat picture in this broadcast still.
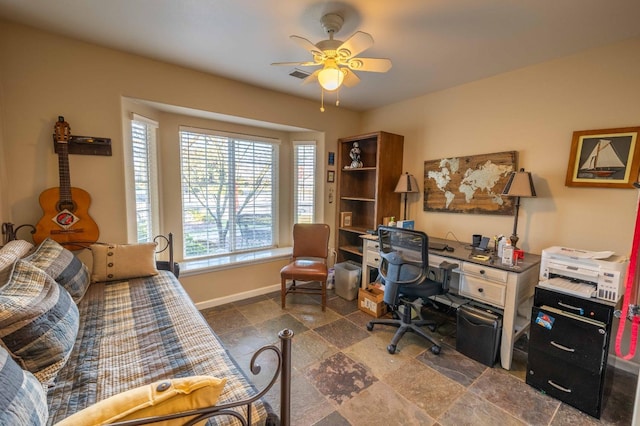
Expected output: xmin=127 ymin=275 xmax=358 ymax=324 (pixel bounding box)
xmin=565 ymin=126 xmax=640 ymax=188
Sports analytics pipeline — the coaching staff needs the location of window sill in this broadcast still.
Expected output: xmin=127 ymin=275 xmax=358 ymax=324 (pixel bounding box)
xmin=179 ymin=247 xmax=292 ymax=277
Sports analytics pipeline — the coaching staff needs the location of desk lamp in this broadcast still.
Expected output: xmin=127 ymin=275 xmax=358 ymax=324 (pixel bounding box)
xmin=394 ymin=172 xmax=420 ymax=220
xmin=501 ymin=168 xmax=537 ymax=249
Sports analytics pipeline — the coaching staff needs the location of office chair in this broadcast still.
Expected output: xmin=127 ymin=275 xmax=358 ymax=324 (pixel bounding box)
xmin=280 ymin=223 xmax=331 ymax=311
xmin=366 ymin=226 xmax=458 ymax=354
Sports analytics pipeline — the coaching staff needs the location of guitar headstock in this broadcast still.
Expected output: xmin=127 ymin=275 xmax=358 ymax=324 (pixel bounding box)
xmin=54 ymin=116 xmax=70 ymax=143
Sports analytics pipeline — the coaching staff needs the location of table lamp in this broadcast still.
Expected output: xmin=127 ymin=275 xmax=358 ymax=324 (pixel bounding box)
xmin=501 ymin=168 xmax=537 ymax=249
xmin=394 ymin=172 xmax=420 ymax=220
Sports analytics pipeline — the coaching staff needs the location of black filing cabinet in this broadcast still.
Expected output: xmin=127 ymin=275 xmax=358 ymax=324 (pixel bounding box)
xmin=526 ymin=287 xmax=616 ymax=418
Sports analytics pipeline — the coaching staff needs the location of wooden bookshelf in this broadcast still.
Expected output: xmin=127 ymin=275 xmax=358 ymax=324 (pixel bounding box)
xmin=335 ymin=131 xmax=404 ymax=263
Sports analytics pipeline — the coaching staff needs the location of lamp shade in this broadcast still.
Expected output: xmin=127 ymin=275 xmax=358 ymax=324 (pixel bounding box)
xmin=501 ymin=168 xmax=537 ymax=197
xmin=317 ymin=60 xmax=345 ymax=91
xmin=394 ymin=173 xmax=419 ymax=193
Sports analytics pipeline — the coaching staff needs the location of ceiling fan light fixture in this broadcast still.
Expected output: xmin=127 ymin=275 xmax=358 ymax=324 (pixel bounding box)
xmin=317 ymin=61 xmax=345 ymax=91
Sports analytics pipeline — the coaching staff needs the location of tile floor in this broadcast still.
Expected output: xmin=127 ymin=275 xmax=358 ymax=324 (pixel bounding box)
xmin=200 ymin=289 xmax=637 ymax=425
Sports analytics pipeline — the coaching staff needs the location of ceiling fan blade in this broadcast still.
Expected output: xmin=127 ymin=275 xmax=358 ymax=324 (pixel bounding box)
xmin=302 ymin=70 xmax=320 ymax=85
xmin=336 ymin=31 xmax=374 ymax=59
xmin=290 ymin=35 xmax=324 ymax=57
xmin=271 ymin=61 xmax=320 ymax=67
xmin=346 ymin=57 xmax=392 ymax=73
xmin=342 ymin=69 xmax=361 ymax=88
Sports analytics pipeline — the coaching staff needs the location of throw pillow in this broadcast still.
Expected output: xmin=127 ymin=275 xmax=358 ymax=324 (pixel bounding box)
xmin=56 ymin=375 xmax=227 ymax=426
xmin=0 ymin=260 xmax=79 ymax=386
xmin=0 ymin=239 xmax=34 ymax=272
xmin=24 ymin=238 xmax=90 ymax=303
xmin=90 ymin=242 xmax=158 ymax=282
xmin=0 ymin=344 xmax=49 ymax=426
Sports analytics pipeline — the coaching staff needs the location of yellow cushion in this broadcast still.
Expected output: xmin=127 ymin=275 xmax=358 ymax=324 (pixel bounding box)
xmin=90 ymin=242 xmax=158 ymax=282
xmin=56 ymin=376 xmax=226 ymax=426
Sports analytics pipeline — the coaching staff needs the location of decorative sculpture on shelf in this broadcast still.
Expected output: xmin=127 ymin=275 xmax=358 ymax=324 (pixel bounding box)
xmin=349 ymin=142 xmax=363 ymax=168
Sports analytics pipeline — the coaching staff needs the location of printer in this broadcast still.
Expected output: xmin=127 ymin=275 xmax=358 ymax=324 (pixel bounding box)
xmin=538 ymin=246 xmax=628 ymax=302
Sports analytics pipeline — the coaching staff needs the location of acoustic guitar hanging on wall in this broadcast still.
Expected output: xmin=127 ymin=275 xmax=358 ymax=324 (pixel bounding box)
xmin=34 ymin=116 xmax=99 ymax=246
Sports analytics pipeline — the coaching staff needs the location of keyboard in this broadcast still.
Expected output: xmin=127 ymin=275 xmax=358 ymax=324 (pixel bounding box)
xmin=538 ymin=277 xmax=596 ymax=299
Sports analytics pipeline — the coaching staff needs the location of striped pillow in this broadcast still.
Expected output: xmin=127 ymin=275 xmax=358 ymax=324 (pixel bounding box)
xmin=0 ymin=344 xmax=48 ymax=425
xmin=0 ymin=239 xmax=34 ymax=272
xmin=24 ymin=238 xmax=90 ymax=303
xmin=0 ymin=260 xmax=79 ymax=386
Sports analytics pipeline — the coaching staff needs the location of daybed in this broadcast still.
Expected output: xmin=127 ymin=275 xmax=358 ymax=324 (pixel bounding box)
xmin=0 ymin=236 xmax=291 ymax=425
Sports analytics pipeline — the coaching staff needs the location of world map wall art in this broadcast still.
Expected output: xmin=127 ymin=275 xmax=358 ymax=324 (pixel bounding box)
xmin=423 ymin=150 xmax=517 ymax=215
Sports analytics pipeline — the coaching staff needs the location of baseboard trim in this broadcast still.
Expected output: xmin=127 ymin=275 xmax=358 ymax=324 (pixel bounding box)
xmin=194 ymin=283 xmax=280 ymax=310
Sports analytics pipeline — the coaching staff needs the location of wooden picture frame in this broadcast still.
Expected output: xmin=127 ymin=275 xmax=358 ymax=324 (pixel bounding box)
xmin=327 ymin=170 xmax=335 ymax=183
xmin=565 ymin=126 xmax=640 ymax=188
xmin=340 ymin=211 xmax=352 ymax=228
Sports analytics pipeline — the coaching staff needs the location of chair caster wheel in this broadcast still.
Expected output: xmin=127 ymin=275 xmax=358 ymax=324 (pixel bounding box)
xmin=430 ymin=345 xmax=441 ymax=355
xmin=366 ymin=323 xmax=374 ymax=331
xmin=428 ymin=324 xmax=437 ymax=332
xmin=387 ymin=344 xmax=397 ymax=354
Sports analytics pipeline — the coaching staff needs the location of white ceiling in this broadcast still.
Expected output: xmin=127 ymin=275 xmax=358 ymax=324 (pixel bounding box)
xmin=1 ymin=0 xmax=640 ymax=111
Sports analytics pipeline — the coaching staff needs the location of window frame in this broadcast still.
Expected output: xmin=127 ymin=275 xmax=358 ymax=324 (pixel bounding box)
xmin=128 ymin=113 xmax=160 ymax=243
xmin=178 ymin=126 xmax=280 ymax=260
xmin=293 ymin=141 xmax=317 ymax=224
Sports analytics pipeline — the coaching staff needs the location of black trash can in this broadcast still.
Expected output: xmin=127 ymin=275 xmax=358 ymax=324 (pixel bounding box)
xmin=456 ymin=305 xmax=502 ymax=367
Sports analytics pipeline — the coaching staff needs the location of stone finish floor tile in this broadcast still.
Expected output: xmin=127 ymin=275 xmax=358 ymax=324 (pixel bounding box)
xmin=313 ymin=318 xmax=371 ymax=349
xmin=236 ymin=298 xmax=283 ymax=324
xmin=416 ymin=342 xmax=487 ymax=387
xmin=469 ymin=368 xmax=560 ymax=425
xmin=289 ymin=329 xmax=339 ymax=371
xmin=383 ymin=358 xmax=466 ymax=419
xmin=339 ymin=381 xmax=435 ymax=425
xmin=305 ymin=351 xmax=377 ymax=405
xmin=202 ymin=295 xmax=638 ymax=425
xmin=438 ymin=392 xmax=527 ymax=426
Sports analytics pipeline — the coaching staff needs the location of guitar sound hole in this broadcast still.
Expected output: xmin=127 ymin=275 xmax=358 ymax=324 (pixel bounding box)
xmin=57 ymin=201 xmax=77 ymax=212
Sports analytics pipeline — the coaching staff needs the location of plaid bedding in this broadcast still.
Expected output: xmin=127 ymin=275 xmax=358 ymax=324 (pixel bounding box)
xmin=46 ymin=271 xmax=272 ymax=425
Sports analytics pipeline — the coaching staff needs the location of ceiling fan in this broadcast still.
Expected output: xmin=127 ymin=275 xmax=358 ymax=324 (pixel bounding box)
xmin=272 ymin=13 xmax=392 ymax=110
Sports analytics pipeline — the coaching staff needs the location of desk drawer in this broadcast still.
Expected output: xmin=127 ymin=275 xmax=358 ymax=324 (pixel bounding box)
xmin=460 ymin=275 xmax=506 ymax=307
xmin=529 ymin=306 xmax=606 ymax=372
xmin=526 ymin=347 xmax=603 ymax=418
xmin=462 ymin=262 xmax=508 ymax=283
xmin=364 ymin=240 xmax=381 ymax=267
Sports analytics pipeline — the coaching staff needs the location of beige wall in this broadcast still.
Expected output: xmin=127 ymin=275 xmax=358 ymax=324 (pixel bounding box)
xmin=363 ymin=37 xmax=640 ymax=258
xmin=361 ymin=37 xmax=640 ymax=368
xmin=0 ymin=20 xmax=360 ymax=303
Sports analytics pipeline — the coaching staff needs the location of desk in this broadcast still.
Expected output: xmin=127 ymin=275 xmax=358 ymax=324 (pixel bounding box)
xmin=360 ymin=234 xmax=541 ymax=370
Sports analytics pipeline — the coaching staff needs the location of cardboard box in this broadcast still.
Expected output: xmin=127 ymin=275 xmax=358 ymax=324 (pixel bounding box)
xmin=358 ymin=286 xmax=387 ymax=318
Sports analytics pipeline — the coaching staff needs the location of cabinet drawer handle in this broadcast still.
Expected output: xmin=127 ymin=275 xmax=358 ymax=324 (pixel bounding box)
xmin=477 ymin=288 xmax=484 ymax=293
xmin=550 ymin=341 xmax=575 ymax=352
xmin=547 ymin=380 xmax=572 ymax=393
xmin=557 ymin=301 xmax=585 ymax=315
xmin=479 ymin=270 xmax=485 ymax=275
xmin=373 ymin=257 xmax=380 ymax=262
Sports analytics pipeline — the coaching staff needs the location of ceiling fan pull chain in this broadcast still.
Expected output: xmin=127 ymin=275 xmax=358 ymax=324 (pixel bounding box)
xmin=336 ymin=87 xmax=340 ymax=107
xmin=320 ymin=88 xmax=325 ymax=112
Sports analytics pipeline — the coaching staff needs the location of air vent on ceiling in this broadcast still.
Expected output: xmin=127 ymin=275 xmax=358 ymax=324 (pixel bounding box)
xmin=289 ymin=69 xmax=310 ymax=79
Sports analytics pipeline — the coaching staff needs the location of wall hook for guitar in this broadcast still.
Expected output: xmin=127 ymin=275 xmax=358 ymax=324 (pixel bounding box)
xmin=33 ymin=116 xmax=100 ymax=247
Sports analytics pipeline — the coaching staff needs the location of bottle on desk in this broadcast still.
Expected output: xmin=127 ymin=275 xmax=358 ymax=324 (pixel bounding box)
xmin=501 ymin=238 xmax=514 ymax=266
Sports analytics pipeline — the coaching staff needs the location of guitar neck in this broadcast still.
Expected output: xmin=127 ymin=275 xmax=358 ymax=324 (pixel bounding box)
xmin=57 ymin=140 xmax=72 ymax=202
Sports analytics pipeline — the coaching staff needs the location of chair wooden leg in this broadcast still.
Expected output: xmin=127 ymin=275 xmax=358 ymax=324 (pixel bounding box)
xmin=281 ymin=277 xmax=286 ymax=309
xmin=321 ymin=280 xmax=326 ymax=311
